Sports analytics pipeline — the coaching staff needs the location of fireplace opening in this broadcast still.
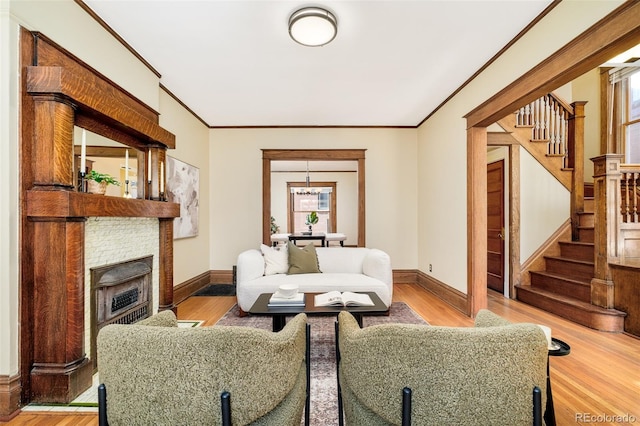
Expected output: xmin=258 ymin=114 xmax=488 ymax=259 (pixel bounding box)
xmin=90 ymin=255 xmax=153 ymax=370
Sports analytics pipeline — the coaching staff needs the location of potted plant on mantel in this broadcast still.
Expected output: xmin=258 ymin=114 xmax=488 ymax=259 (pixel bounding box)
xmin=86 ymin=170 xmax=120 ymax=195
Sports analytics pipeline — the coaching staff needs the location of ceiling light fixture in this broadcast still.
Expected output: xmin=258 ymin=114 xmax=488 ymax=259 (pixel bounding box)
xmin=288 ymin=7 xmax=337 ymax=47
xmin=296 ymin=162 xmax=316 ymax=194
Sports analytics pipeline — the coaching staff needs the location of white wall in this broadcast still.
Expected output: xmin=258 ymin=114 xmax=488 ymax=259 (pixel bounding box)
xmin=159 ymin=90 xmax=211 ymax=284
xmin=520 ymin=150 xmax=570 ymax=261
xmin=572 ymin=68 xmax=602 ymax=182
xmin=209 ymin=127 xmax=418 ymax=271
xmin=9 ymin=0 xmax=159 ymax=112
xmin=416 ymin=0 xmax=624 ymax=294
xmin=0 ymin=0 xmax=20 ymax=378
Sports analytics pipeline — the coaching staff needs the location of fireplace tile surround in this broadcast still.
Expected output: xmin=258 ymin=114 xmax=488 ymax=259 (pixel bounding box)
xmin=84 ymin=218 xmax=160 ymax=364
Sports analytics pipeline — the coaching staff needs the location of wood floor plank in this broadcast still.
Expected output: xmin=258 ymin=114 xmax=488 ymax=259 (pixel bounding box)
xmin=7 ymin=283 xmax=640 ymax=426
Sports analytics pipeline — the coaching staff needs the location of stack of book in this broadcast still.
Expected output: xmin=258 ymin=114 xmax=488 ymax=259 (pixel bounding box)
xmin=268 ymin=292 xmax=305 ymax=307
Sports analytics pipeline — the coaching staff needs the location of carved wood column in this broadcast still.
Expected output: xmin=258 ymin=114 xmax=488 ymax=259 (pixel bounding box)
xmin=29 ymin=218 xmax=93 ymax=403
xmin=31 ymin=95 xmax=75 ymax=190
xmin=569 ymin=101 xmax=586 ymax=241
xmin=147 ymin=147 xmax=167 ymax=201
xmin=357 ymin=157 xmax=366 ymax=247
xmin=137 ymin=150 xmax=148 ymax=200
xmin=591 ymin=154 xmax=623 ymax=308
xmin=27 ymin=91 xmax=93 ymax=402
xmin=158 ymin=218 xmax=175 ymax=312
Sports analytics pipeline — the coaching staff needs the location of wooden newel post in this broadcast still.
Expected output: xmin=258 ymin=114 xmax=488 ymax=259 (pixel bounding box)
xmin=569 ymin=101 xmax=586 ymax=241
xmin=590 ymin=154 xmax=623 ymax=308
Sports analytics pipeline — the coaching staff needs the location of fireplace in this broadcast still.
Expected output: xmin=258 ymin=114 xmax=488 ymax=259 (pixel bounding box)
xmin=90 ymin=255 xmax=153 ymax=370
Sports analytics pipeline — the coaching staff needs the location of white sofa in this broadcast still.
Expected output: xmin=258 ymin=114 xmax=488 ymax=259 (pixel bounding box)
xmin=236 ymin=246 xmax=393 ymax=313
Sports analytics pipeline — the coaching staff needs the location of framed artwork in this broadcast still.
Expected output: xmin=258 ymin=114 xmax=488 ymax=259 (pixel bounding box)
xmin=166 ymin=156 xmax=199 ymax=239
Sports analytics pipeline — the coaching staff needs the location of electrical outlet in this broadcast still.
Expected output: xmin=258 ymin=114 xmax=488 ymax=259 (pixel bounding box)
xmin=429 ymin=264 xmax=432 ymax=272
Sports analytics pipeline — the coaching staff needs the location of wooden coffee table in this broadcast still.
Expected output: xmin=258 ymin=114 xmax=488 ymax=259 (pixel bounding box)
xmin=249 ymin=292 xmax=388 ymax=331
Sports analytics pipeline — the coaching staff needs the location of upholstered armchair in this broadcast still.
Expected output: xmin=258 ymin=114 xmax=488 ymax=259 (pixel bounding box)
xmin=336 ymin=309 xmax=548 ymax=425
xmin=98 ymin=310 xmax=309 ymax=425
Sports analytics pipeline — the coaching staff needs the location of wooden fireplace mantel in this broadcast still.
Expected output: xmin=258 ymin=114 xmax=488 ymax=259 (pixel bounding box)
xmin=27 ymin=191 xmax=179 ymax=218
xmin=19 ymin=29 xmax=180 ymax=406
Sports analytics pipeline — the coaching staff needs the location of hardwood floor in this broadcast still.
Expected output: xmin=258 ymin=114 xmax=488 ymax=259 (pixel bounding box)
xmin=6 ymin=283 xmax=640 ymax=425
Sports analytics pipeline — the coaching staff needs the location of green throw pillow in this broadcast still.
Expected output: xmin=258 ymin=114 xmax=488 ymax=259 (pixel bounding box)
xmin=287 ymin=242 xmax=321 ymax=274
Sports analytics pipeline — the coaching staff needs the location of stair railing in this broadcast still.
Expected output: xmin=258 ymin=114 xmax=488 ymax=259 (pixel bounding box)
xmin=516 ymin=95 xmax=586 ymax=241
xmin=591 ymin=155 xmax=640 ymax=308
xmin=515 ymin=94 xmax=572 ymax=166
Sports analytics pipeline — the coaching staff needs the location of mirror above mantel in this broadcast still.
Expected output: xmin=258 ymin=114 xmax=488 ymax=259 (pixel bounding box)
xmin=73 ymin=127 xmax=139 ymax=197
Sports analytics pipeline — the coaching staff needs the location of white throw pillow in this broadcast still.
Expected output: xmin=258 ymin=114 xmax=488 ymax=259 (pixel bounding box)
xmin=261 ymin=244 xmax=289 ymax=275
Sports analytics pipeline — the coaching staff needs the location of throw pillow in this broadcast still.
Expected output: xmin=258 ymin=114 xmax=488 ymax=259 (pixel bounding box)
xmin=287 ymin=241 xmax=321 ymax=274
xmin=261 ymin=244 xmax=289 ymax=275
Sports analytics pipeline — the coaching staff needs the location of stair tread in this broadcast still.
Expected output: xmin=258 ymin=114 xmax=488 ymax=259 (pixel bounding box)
xmin=516 ymin=285 xmax=626 ymax=316
xmin=529 ymin=270 xmax=591 ymax=285
xmin=545 ymin=255 xmax=594 ymax=266
xmin=558 ymin=240 xmax=594 ymax=247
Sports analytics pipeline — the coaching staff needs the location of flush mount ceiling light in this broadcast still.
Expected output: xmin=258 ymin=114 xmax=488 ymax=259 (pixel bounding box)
xmin=288 ymin=7 xmax=337 ymax=47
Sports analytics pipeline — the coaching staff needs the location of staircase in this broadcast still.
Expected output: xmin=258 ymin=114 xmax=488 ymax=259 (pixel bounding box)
xmin=499 ymin=93 xmax=627 ymax=332
xmin=515 ymin=195 xmax=626 ymax=332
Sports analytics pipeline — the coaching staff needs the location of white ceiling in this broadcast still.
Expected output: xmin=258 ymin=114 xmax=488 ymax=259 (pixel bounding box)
xmin=84 ymin=0 xmax=554 ymax=127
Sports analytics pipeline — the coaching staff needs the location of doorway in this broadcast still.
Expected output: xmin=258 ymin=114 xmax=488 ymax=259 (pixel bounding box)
xmin=262 ymin=149 xmax=366 ymax=246
xmin=487 ymin=160 xmax=505 ymax=294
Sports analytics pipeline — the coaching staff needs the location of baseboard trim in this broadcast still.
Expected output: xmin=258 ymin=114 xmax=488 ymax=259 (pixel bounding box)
xmin=210 ymin=269 xmax=234 ymax=284
xmin=173 ymin=271 xmax=211 ymax=304
xmin=173 ymin=268 xmax=470 ymax=318
xmin=0 ymin=373 xmax=21 ymax=422
xmin=416 ymin=270 xmax=469 ymax=316
xmin=393 ymin=269 xmax=418 ymax=284
xmin=174 ymin=270 xmax=237 ymax=304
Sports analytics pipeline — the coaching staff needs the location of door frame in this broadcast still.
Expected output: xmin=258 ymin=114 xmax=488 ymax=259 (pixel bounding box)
xmin=263 ymin=149 xmax=366 ymax=247
xmin=487 ymin=159 xmax=506 ymax=295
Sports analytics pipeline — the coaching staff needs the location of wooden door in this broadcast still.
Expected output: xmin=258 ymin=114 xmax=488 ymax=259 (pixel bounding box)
xmin=487 ymin=160 xmax=505 ymax=293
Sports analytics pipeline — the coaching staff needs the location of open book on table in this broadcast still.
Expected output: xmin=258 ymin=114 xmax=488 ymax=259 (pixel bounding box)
xmin=314 ymin=291 xmax=374 ymax=307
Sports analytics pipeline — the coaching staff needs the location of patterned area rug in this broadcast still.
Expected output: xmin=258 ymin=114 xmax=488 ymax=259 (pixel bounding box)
xmin=216 ymin=302 xmax=427 ymax=425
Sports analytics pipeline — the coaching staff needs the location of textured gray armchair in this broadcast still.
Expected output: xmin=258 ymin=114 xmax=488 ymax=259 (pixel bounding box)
xmin=337 ymin=309 xmax=548 ymax=425
xmin=98 ymin=310 xmax=309 ymax=425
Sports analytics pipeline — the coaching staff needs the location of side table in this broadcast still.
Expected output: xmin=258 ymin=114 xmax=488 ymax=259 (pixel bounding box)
xmin=545 ymin=337 xmax=570 ymax=426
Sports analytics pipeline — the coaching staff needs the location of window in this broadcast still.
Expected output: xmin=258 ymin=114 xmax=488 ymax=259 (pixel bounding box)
xmin=287 ymin=182 xmax=337 ymax=235
xmin=625 ymin=71 xmax=640 ymax=163
xmin=609 ymin=63 xmax=640 ymax=163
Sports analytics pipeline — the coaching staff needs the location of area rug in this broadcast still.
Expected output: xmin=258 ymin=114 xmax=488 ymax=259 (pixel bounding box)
xmin=192 ymin=283 xmax=236 ymax=296
xmin=216 ymin=302 xmax=427 ymax=425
